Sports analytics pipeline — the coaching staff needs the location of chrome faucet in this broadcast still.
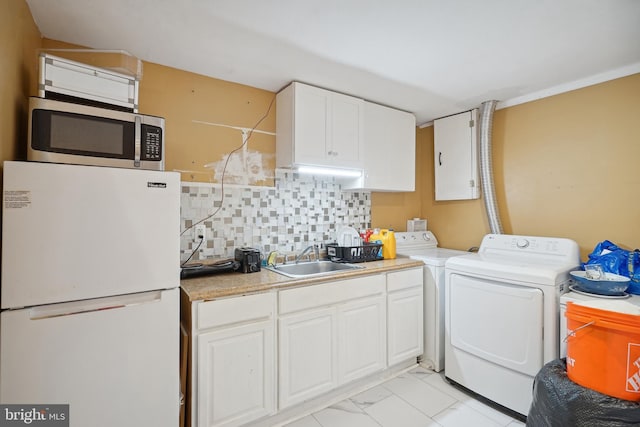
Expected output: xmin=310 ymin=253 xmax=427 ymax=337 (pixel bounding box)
xmin=295 ymin=244 xmax=320 ymax=263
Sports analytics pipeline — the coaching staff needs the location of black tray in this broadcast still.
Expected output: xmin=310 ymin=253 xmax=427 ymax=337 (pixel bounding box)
xmin=180 ymin=259 xmax=240 ymax=279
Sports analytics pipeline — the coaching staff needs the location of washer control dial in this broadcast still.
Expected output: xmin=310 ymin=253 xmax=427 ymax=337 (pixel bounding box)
xmin=516 ymin=238 xmax=530 ymax=249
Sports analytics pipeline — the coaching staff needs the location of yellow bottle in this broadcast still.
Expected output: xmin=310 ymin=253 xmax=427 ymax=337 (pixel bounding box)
xmin=370 ymin=229 xmax=396 ymax=259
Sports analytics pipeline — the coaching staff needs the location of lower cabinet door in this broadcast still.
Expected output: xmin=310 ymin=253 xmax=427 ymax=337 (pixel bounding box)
xmin=338 ymin=295 xmax=386 ymax=384
xmin=279 ymin=307 xmax=338 ymax=409
xmin=197 ymin=320 xmax=275 ymax=427
xmin=388 ymin=286 xmax=424 ymax=366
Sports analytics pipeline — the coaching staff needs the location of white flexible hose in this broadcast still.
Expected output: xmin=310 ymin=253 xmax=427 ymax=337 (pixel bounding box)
xmin=478 ymin=100 xmax=503 ymax=234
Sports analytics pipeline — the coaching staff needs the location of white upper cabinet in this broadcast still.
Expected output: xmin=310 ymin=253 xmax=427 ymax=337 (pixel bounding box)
xmin=343 ymin=102 xmax=416 ymax=192
xmin=276 ymin=82 xmax=364 ymax=169
xmin=277 ymin=82 xmax=417 ymax=192
xmin=434 ymin=109 xmax=480 ymax=200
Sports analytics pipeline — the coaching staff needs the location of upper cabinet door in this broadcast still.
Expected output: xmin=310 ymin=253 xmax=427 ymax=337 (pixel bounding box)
xmin=433 ymin=109 xmax=480 ymax=201
xmin=329 ymin=92 xmax=363 ymax=167
xmin=276 ymin=82 xmax=363 ymax=170
xmin=292 ymin=83 xmax=330 ymax=163
xmin=344 ymin=102 xmax=415 ymax=191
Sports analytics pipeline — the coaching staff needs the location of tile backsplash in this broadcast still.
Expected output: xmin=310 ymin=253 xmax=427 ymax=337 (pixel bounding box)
xmin=180 ymin=169 xmax=371 ymax=262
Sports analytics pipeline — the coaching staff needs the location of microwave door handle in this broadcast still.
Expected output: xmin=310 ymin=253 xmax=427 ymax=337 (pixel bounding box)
xmin=134 ymin=116 xmax=141 ymax=167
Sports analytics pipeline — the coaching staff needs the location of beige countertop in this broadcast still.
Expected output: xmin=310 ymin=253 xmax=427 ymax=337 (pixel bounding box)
xmin=180 ymin=257 xmax=424 ymax=302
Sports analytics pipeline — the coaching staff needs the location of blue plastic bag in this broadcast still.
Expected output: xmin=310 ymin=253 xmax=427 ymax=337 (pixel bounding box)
xmin=582 ymin=240 xmax=640 ymax=295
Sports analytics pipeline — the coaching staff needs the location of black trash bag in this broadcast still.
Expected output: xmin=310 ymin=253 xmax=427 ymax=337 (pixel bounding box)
xmin=527 ymin=359 xmax=640 ymax=426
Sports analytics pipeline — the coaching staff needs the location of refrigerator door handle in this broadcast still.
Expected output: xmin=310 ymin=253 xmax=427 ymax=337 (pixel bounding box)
xmin=29 ymin=290 xmax=164 ymax=320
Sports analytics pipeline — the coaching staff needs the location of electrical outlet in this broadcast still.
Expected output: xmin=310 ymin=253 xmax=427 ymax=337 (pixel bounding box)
xmin=194 ymin=224 xmax=206 ymax=243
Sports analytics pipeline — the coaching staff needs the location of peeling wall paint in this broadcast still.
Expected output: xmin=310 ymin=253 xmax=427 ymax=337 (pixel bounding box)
xmin=205 ymin=147 xmax=275 ymax=185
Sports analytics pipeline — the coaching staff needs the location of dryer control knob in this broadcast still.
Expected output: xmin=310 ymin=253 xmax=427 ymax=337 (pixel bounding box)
xmin=516 ymin=238 xmax=530 ymax=248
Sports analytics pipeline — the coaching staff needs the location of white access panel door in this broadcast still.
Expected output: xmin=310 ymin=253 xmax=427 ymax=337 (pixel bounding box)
xmin=0 ymin=288 xmax=179 ymax=427
xmin=2 ymin=161 xmax=180 ymax=308
xmin=434 ymin=109 xmax=479 ymax=200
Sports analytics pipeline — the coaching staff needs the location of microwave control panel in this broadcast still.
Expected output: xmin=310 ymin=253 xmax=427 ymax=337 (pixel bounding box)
xmin=142 ymin=126 xmax=162 ymax=161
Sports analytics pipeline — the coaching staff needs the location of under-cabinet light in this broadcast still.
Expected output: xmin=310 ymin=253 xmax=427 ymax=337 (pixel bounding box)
xmin=297 ymin=166 xmax=362 ymax=178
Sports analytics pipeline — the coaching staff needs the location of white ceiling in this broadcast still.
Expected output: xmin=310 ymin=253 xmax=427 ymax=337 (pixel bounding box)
xmin=26 ymin=0 xmax=640 ymax=124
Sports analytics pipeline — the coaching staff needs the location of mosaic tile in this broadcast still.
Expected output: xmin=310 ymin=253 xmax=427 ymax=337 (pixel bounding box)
xmin=180 ymin=170 xmax=371 ymax=261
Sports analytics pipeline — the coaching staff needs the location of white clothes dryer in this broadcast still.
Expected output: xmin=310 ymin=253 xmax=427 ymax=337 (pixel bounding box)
xmin=395 ymin=231 xmax=468 ymax=372
xmin=444 ymin=234 xmax=580 ymax=418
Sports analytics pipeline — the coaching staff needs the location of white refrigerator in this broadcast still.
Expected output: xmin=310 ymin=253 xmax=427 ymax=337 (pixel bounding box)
xmin=1 ymin=161 xmax=180 ymax=426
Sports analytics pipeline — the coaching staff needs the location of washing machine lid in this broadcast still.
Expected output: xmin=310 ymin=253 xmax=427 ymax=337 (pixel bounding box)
xmin=398 ymin=247 xmax=469 ymax=267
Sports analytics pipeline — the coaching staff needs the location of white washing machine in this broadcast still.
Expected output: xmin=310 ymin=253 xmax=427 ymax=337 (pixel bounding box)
xmin=444 ymin=234 xmax=580 ymax=417
xmin=560 ymin=290 xmax=640 ymax=358
xmin=395 ymin=231 xmax=468 ymax=372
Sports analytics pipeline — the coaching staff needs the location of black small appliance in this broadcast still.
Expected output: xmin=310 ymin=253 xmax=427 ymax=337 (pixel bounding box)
xmin=235 ymin=247 xmax=261 ymax=273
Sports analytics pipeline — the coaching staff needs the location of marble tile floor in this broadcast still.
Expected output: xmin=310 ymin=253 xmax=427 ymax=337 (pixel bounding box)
xmin=284 ymin=366 xmax=526 ymax=427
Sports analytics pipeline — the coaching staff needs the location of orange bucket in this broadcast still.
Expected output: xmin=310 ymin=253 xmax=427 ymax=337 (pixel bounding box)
xmin=565 ymin=301 xmax=640 ymax=401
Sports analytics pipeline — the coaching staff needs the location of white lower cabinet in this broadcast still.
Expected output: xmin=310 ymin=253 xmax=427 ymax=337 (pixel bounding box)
xmin=186 ymin=267 xmax=423 ymax=426
xmin=278 ymin=275 xmax=386 ymax=409
xmin=192 ymin=292 xmax=276 ymax=427
xmin=338 ymin=295 xmax=387 ymax=384
xmin=279 ymin=307 xmax=338 ymax=408
xmin=387 ymin=268 xmax=424 ymax=366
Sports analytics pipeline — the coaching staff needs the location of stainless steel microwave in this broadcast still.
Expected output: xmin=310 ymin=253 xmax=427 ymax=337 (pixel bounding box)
xmin=28 ymin=97 xmax=165 ymax=170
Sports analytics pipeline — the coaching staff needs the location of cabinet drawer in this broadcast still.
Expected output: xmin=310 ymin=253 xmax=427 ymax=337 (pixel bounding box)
xmin=196 ymin=292 xmax=275 ymax=331
xmin=279 ymin=275 xmax=385 ymax=314
xmin=387 ymin=268 xmax=423 ymax=292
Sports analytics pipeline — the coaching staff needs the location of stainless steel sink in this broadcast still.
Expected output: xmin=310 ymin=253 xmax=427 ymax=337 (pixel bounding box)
xmin=265 ymin=261 xmax=363 ymax=278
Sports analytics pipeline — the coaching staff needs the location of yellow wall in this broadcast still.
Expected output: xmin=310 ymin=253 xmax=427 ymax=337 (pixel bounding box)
xmin=0 ymin=0 xmax=41 ymax=168
xmin=389 ymin=74 xmax=640 ymax=259
xmin=40 ymin=39 xmax=277 ymax=185
xmin=8 ymin=1 xmax=640 ymax=261
xmin=138 ymin=62 xmax=276 ymax=185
